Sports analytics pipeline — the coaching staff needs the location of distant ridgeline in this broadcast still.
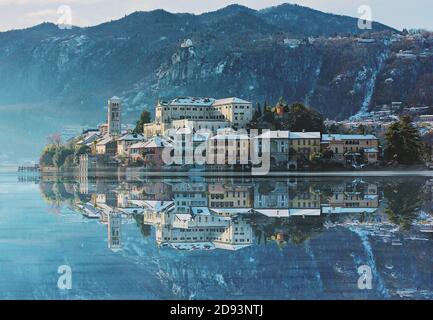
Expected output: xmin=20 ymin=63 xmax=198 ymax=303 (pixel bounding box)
xmin=3 ymin=3 xmax=427 ymax=124
xmin=5 ymin=4 xmax=433 ymax=161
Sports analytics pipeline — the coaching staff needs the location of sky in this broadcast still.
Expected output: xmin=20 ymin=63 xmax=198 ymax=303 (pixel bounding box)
xmin=0 ymin=0 xmax=432 ymax=32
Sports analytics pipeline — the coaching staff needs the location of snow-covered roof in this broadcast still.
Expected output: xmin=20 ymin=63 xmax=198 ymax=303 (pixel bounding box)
xmin=96 ymin=203 xmax=116 ymax=214
xmin=193 ymin=132 xmax=211 ymax=142
xmin=210 ymin=208 xmax=252 ymax=215
xmin=128 ymin=141 xmax=146 ymax=149
xmin=175 ymin=127 xmax=193 ymax=135
xmin=144 ymin=200 xmax=174 ymax=212
xmin=254 ymin=209 xmax=321 ymax=217
xmin=213 ymin=97 xmax=252 ymax=105
xmin=254 ymin=209 xmax=290 ymax=217
xmin=289 ymin=209 xmax=322 ymax=216
xmin=82 ymin=203 xmax=102 ymax=218
xmin=256 ymin=131 xmax=290 ymax=139
xmin=289 ymin=132 xmax=321 ymax=139
xmin=129 ymin=200 xmax=174 ymax=212
xmin=322 ymin=134 xmax=378 ymax=141
xmin=117 ymin=133 xmax=143 ymax=141
xmin=77 ymin=131 xmax=100 ymax=145
xmin=96 ymin=135 xmax=115 ymax=146
xmin=118 ymin=207 xmax=144 ymax=215
xmin=191 ymin=207 xmax=211 ymax=216
xmin=175 ymin=213 xmax=193 ymax=222
xmin=321 ymin=207 xmax=378 ymax=214
xmin=169 ymin=97 xmax=215 ymax=107
xmin=165 ymin=97 xmax=251 ymax=107
xmin=143 ymin=136 xmax=173 ymax=148
xmin=210 ymin=132 xmax=250 ymax=140
xmin=167 ymin=242 xmax=215 ymax=251
xmin=213 ymin=242 xmax=252 ymax=251
xmin=129 ymin=136 xmax=173 ymax=149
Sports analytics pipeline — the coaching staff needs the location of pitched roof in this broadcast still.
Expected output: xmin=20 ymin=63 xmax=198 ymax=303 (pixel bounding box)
xmin=128 ymin=136 xmax=173 ymax=149
xmin=289 ymin=132 xmax=321 ymax=139
xmin=213 ymin=97 xmax=251 ymax=105
xmin=117 ymin=133 xmax=143 ymax=141
xmin=256 ymin=131 xmax=290 ymax=139
xmin=165 ymin=96 xmax=251 ymax=107
xmin=143 ymin=136 xmax=173 ymax=148
xmin=169 ymin=97 xmax=215 ymax=107
xmin=322 ymin=134 xmax=378 ymax=141
xmin=96 ymin=135 xmax=115 ymax=146
xmin=191 ymin=207 xmax=211 ymax=216
xmin=254 ymin=209 xmax=321 ymax=217
xmin=210 ymin=130 xmax=250 ymax=140
xmin=128 ymin=141 xmax=147 ymax=149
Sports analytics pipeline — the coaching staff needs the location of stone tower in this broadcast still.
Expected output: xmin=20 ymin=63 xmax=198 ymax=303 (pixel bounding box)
xmin=108 ymin=96 xmax=121 ymax=136
xmin=108 ymin=212 xmax=122 ymax=252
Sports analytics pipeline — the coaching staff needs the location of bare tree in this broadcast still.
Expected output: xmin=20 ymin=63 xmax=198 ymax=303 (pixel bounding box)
xmin=47 ymin=133 xmax=62 ymax=147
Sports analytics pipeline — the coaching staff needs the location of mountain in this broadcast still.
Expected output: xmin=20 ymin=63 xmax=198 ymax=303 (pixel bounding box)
xmin=0 ymin=3 xmax=427 ymax=161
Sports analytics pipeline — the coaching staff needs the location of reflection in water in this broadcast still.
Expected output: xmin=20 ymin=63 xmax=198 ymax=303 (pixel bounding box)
xmin=10 ymin=174 xmax=432 ymax=299
xmin=38 ymin=176 xmax=433 ymax=252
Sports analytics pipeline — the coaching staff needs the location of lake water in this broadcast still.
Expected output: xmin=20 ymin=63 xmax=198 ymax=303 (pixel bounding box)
xmin=1 ymin=171 xmax=433 ymax=300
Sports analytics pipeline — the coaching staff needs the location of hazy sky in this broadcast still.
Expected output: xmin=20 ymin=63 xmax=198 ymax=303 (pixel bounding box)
xmin=0 ymin=0 xmax=432 ymax=32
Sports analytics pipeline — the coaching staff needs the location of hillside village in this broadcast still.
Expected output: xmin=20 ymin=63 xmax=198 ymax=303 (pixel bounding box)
xmin=39 ymin=95 xmax=393 ymax=174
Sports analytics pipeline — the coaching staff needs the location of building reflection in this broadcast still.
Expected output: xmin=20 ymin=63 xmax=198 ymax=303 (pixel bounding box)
xmin=39 ymin=176 xmax=384 ymax=252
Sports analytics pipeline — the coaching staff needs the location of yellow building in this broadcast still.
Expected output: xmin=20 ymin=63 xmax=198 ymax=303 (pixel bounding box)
xmin=321 ymin=134 xmax=379 ymax=164
xmin=208 ymin=183 xmax=252 ymax=208
xmin=289 ymin=132 xmax=321 ymax=154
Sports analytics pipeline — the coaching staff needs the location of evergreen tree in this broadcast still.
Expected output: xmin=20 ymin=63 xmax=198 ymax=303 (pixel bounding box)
xmin=52 ymin=147 xmax=74 ymax=168
xmin=286 ymin=103 xmax=324 ymax=132
xmin=384 ymin=116 xmax=423 ymax=164
xmin=133 ymin=110 xmax=151 ymax=134
xmin=383 ymin=178 xmax=424 ymax=230
xmin=256 ymin=102 xmax=262 ymax=117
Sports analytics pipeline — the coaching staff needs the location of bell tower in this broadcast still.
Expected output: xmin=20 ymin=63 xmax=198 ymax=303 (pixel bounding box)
xmin=108 ymin=96 xmax=121 ymax=136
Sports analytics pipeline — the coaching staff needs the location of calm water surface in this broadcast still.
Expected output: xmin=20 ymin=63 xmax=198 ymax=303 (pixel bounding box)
xmin=1 ymin=171 xmax=433 ymax=299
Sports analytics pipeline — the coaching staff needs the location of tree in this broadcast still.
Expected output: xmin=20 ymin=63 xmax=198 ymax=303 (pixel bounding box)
xmin=286 ymin=103 xmax=324 ymax=132
xmin=63 ymin=154 xmax=75 ymax=169
xmin=47 ymin=133 xmax=62 ymax=147
xmin=252 ymin=103 xmax=262 ymax=121
xmin=383 ymin=178 xmax=424 ymax=230
xmin=384 ymin=116 xmax=423 ymax=165
xmin=53 ymin=147 xmax=74 ymax=168
xmin=40 ymin=145 xmax=57 ymax=166
xmin=74 ymin=145 xmax=91 ymax=163
xmin=358 ymin=124 xmax=366 ymax=135
xmin=133 ymin=110 xmax=151 ymax=134
xmin=322 ymin=149 xmax=334 ymax=160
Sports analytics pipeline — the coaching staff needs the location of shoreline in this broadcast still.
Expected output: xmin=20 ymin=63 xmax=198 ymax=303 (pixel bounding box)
xmin=10 ymin=169 xmax=433 ymax=178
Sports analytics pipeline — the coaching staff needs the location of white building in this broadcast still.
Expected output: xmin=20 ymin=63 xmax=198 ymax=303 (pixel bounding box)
xmin=171 ymin=119 xmax=230 ymax=133
xmin=143 ymin=96 xmax=253 ymax=137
